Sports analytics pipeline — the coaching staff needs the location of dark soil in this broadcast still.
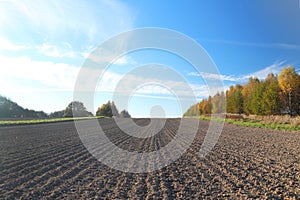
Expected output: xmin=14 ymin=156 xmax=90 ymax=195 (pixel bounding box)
xmin=1 ymin=119 xmax=299 ymax=199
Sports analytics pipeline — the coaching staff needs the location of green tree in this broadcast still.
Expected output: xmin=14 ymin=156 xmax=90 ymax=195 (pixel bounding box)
xmin=120 ymin=109 xmax=131 ymax=118
xmin=64 ymin=101 xmax=93 ymax=117
xmin=49 ymin=110 xmax=64 ymax=118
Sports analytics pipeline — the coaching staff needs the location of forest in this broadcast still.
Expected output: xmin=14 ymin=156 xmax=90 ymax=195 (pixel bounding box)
xmin=184 ymin=66 xmax=300 ymax=117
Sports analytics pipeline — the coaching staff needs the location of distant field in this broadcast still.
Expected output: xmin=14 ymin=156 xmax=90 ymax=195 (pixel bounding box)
xmin=1 ymin=118 xmax=299 ymax=199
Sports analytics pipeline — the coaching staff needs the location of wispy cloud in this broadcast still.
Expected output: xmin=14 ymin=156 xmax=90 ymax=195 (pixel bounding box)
xmin=200 ymin=39 xmax=300 ymax=51
xmin=188 ymin=72 xmax=237 ymax=81
xmin=0 ymin=0 xmax=133 ymax=42
xmin=0 ymin=0 xmax=134 ymax=58
xmin=38 ymin=43 xmax=76 ymax=58
xmin=242 ymin=61 xmax=286 ymax=80
xmin=188 ymin=61 xmax=287 ymax=82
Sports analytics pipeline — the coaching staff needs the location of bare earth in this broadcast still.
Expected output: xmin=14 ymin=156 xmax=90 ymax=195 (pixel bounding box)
xmin=0 ymin=119 xmax=299 ymax=199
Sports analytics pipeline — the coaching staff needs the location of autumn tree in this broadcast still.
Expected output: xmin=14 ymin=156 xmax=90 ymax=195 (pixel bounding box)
xmin=198 ymin=97 xmax=212 ymax=115
xmin=278 ymin=66 xmax=300 ymax=116
xmin=198 ymin=101 xmax=205 ymax=115
xmin=184 ymin=66 xmax=300 ymax=117
xmin=226 ymin=86 xmax=235 ymax=113
xmin=226 ymin=85 xmax=243 ymax=114
xmin=96 ymin=101 xmax=112 ymax=117
xmin=96 ymin=101 xmax=120 ymax=117
xmin=261 ymin=73 xmax=282 ymax=115
xmin=211 ymin=92 xmax=226 ymax=114
xmin=242 ymin=77 xmax=258 ymax=115
xmin=183 ymin=103 xmax=200 ymax=117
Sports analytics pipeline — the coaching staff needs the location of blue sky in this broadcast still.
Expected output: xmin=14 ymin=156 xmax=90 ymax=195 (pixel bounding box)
xmin=0 ymin=0 xmax=300 ymax=117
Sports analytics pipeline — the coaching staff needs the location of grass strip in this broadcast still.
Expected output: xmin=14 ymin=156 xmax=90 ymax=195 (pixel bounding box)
xmin=199 ymin=116 xmax=300 ymax=131
xmin=0 ymin=116 xmax=105 ymax=126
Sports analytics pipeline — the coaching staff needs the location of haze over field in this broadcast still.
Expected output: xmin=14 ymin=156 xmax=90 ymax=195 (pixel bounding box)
xmin=0 ymin=0 xmax=300 ymax=117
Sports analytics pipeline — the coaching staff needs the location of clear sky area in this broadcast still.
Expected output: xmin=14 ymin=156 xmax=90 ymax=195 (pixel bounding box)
xmin=1 ymin=0 xmax=300 ymax=117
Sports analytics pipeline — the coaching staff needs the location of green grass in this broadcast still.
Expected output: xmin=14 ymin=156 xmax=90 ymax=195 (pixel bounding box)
xmin=0 ymin=116 xmax=105 ymax=126
xmin=199 ymin=116 xmax=300 ymax=131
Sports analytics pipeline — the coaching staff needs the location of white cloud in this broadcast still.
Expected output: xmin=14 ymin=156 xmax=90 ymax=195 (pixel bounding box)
xmin=87 ymin=54 xmax=136 ymax=65
xmin=0 ymin=55 xmax=79 ymax=93
xmin=38 ymin=43 xmax=76 ymax=58
xmin=0 ymin=53 xmax=209 ymax=100
xmin=129 ymin=93 xmax=179 ymax=101
xmin=97 ymin=70 xmax=209 ymax=99
xmin=113 ymin=56 xmax=137 ymax=65
xmin=0 ymin=37 xmax=28 ymax=51
xmin=0 ymin=0 xmax=136 ymax=112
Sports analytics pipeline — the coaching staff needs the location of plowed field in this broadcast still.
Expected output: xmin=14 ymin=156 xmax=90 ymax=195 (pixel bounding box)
xmin=1 ymin=119 xmax=299 ymax=199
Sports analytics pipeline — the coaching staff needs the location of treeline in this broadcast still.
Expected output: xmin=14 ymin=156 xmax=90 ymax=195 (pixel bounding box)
xmin=184 ymin=66 xmax=300 ymax=117
xmin=0 ymin=95 xmax=48 ymax=118
xmin=96 ymin=101 xmax=131 ymax=118
xmin=0 ymin=95 xmax=131 ymax=119
xmin=52 ymin=101 xmax=131 ymax=118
